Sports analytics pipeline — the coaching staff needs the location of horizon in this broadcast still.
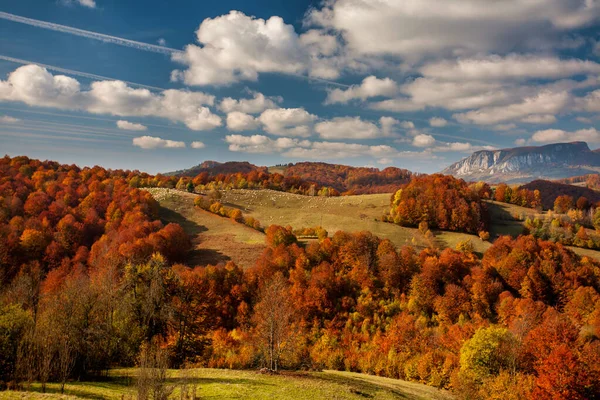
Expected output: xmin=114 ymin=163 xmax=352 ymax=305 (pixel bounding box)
xmin=1 ymin=0 xmax=599 ymax=174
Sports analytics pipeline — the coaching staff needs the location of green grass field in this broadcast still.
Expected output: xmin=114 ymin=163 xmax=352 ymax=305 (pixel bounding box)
xmin=0 ymin=369 xmax=453 ymax=400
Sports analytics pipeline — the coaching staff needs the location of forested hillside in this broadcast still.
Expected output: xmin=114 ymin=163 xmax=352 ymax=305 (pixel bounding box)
xmin=520 ymin=180 xmax=600 ymax=210
xmin=283 ymin=162 xmax=415 ymax=194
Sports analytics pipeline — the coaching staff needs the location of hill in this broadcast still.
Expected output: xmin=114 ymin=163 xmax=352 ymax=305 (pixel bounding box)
xmin=519 ymin=179 xmax=600 ymax=209
xmin=442 ymin=142 xmax=600 ymax=183
xmin=282 ymin=162 xmax=415 ymax=194
xmin=166 ymin=161 xmax=268 ymax=177
xmin=167 ymin=161 xmax=415 ymax=194
xmin=146 ymin=188 xmax=265 ymax=268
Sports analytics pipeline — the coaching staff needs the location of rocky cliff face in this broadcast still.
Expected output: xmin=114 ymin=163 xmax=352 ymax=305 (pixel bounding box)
xmin=442 ymin=142 xmax=600 ymax=183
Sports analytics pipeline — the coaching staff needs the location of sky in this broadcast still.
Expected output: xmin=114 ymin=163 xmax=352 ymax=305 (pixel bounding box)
xmin=0 ymin=0 xmax=599 ymax=174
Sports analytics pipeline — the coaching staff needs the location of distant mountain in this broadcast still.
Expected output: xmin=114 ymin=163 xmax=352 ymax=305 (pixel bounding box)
xmin=165 ymin=161 xmax=267 ymax=177
xmin=441 ymin=142 xmax=600 ymax=183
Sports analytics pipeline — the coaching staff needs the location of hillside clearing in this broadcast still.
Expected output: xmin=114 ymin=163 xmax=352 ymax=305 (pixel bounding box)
xmin=0 ymin=369 xmax=453 ymax=400
xmin=216 ymin=189 xmax=490 ymax=253
xmin=146 ymin=188 xmax=265 ymax=269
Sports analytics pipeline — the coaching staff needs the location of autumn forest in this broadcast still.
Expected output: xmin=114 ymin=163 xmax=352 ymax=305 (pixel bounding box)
xmin=1 ymin=155 xmax=600 ymax=400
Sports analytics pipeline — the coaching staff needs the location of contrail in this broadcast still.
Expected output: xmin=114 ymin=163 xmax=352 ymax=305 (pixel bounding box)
xmin=0 ymin=11 xmax=183 ymax=55
xmin=0 ymin=11 xmax=351 ymax=88
xmin=0 ymin=55 xmax=167 ymax=91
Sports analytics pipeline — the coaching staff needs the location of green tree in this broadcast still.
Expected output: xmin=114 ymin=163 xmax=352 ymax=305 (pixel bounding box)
xmin=460 ymin=326 xmax=517 ymax=383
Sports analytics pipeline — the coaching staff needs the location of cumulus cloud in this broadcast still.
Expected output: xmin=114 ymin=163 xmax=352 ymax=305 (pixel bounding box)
xmin=219 ymin=91 xmax=281 ymax=114
xmin=226 ymin=112 xmax=261 ymax=131
xmin=412 ymin=134 xmax=436 ymax=148
xmin=0 ymin=115 xmax=19 ymax=123
xmin=433 ymin=142 xmax=496 ymax=153
xmin=325 ymin=76 xmax=398 ymax=104
xmin=315 ymin=116 xmax=393 ymax=140
xmin=429 ymin=117 xmax=448 ymax=127
xmin=116 ymin=120 xmax=147 ymax=131
xmin=420 ymin=54 xmax=600 ymax=81
xmin=515 ymin=138 xmax=527 ymax=146
xmin=61 ymin=0 xmax=96 ymax=8
xmin=531 ymin=128 xmax=600 ymax=143
xmin=225 ymin=134 xmax=311 ymax=153
xmin=577 ymin=89 xmax=600 ymax=112
xmin=191 ymin=141 xmax=206 ymax=149
xmin=132 ymin=136 xmax=186 ymax=149
xmin=171 ymin=11 xmax=309 ymax=86
xmin=453 ymin=91 xmax=570 ymax=125
xmin=307 ymin=0 xmax=600 ymax=60
xmin=0 ymin=65 xmax=221 ymax=131
xmin=520 ymin=114 xmax=557 ymax=124
xmin=258 ymin=107 xmax=317 ymax=137
xmin=225 ymin=133 xmax=416 ymax=159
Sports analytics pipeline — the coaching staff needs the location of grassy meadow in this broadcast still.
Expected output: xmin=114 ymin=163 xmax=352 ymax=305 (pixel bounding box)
xmin=146 ymin=188 xmax=600 ymax=264
xmin=0 ymin=369 xmax=453 ymax=400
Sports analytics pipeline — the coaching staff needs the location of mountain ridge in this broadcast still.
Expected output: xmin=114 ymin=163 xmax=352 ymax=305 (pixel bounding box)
xmin=442 ymin=141 xmax=600 ymax=183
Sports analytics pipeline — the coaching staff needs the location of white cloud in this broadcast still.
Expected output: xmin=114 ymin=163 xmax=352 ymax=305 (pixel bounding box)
xmin=0 ymin=115 xmax=19 ymax=123
xmin=520 ymin=114 xmax=557 ymax=124
xmin=299 ymin=29 xmax=339 ymax=57
xmin=133 ymin=136 xmax=186 ymax=149
xmin=116 ymin=120 xmax=147 ymax=131
xmin=307 ymin=0 xmax=600 ymax=60
xmin=226 ymin=112 xmax=260 ymax=131
xmin=314 ymin=116 xmax=384 ymax=140
xmin=157 ymin=38 xmax=167 ymax=46
xmin=0 ymin=65 xmax=221 ymax=131
xmin=258 ymin=107 xmax=317 ymax=137
xmin=433 ymin=142 xmax=496 ymax=153
xmin=325 ymin=76 xmax=398 ymax=104
xmin=378 ymin=158 xmax=393 ymax=165
xmin=515 ymin=138 xmax=527 ymax=146
xmin=219 ymin=91 xmax=281 ymax=114
xmin=78 ymin=0 xmax=96 ymax=8
xmin=225 ymin=134 xmax=310 ymax=153
xmin=191 ymin=141 xmax=206 ymax=149
xmin=453 ymin=91 xmax=570 ymax=125
xmin=62 ymin=0 xmax=96 ymax=8
xmin=420 ymin=54 xmax=600 ymax=81
xmin=171 ymin=11 xmax=308 ymax=86
xmin=577 ymin=89 xmax=600 ymax=112
xmin=491 ymin=123 xmax=518 ymax=131
xmin=412 ymin=134 xmax=436 ymax=148
xmin=226 ymin=133 xmax=417 ymax=160
xmin=531 ymin=128 xmax=600 ymax=143
xmin=380 ymin=117 xmax=400 ymax=137
xmin=429 ymin=117 xmax=448 ymax=127
xmin=283 ymin=141 xmax=400 ymax=159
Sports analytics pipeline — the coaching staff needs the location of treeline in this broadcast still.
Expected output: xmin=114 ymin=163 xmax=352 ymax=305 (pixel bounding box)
xmin=193 ymin=195 xmax=263 ymax=232
xmin=386 ymin=174 xmax=489 ymax=234
xmin=557 ymin=173 xmax=600 ymax=190
xmin=283 ymin=162 xmax=415 ymax=194
xmin=145 ymin=162 xmax=416 ymax=197
xmin=493 ymin=183 xmax=541 ymax=209
xmin=136 ymin=170 xmax=342 ymax=198
xmin=520 ymin=180 xmax=600 ymax=210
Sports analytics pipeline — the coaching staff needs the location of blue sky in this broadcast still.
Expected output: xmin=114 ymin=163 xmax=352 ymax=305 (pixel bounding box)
xmin=0 ymin=0 xmax=599 ymax=173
